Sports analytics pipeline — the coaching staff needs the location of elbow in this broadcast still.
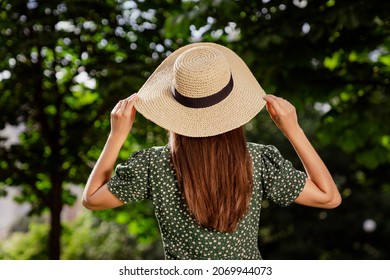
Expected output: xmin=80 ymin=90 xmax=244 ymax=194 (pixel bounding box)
xmin=82 ymin=199 xmax=93 ymax=210
xmin=82 ymin=197 xmax=98 ymax=211
xmin=323 ymin=193 xmax=342 ymax=209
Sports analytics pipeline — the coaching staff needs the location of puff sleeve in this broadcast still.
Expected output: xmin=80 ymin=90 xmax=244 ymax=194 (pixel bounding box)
xmin=107 ymin=149 xmax=152 ymax=204
xmin=260 ymin=145 xmax=307 ymax=206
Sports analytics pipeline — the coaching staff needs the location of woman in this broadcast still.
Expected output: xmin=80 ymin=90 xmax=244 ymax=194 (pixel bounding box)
xmin=82 ymin=42 xmax=341 ymax=259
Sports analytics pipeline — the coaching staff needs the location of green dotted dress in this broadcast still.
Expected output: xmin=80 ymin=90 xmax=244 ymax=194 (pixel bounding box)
xmin=107 ymin=142 xmax=306 ymax=260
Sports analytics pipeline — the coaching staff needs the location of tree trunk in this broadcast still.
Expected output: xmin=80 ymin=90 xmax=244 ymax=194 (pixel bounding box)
xmin=48 ymin=173 xmax=63 ymax=260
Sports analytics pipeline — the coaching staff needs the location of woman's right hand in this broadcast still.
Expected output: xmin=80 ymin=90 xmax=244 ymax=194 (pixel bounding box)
xmin=262 ymin=94 xmax=301 ymax=138
xmin=110 ymin=93 xmax=138 ymax=141
xmin=83 ymin=94 xmax=138 ymax=211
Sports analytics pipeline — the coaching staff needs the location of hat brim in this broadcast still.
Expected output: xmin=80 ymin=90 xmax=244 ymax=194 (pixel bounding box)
xmin=134 ymin=42 xmax=266 ymax=137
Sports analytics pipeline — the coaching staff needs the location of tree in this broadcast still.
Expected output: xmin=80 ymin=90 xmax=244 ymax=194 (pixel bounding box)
xmin=0 ymin=0 xmax=165 ymax=259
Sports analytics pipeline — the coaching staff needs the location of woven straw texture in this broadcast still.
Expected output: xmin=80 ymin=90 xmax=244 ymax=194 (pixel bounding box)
xmin=135 ymin=42 xmax=266 ymax=137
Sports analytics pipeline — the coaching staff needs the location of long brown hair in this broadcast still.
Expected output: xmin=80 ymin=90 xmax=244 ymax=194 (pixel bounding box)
xmin=169 ymin=127 xmax=253 ymax=233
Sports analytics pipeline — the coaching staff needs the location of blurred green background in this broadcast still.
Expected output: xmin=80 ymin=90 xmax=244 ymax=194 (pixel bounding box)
xmin=0 ymin=0 xmax=389 ymax=260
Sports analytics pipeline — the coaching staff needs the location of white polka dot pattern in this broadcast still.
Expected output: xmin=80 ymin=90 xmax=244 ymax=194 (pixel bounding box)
xmin=107 ymin=142 xmax=306 ymax=259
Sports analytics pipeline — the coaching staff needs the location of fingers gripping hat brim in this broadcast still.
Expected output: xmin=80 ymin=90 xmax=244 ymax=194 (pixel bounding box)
xmin=134 ymin=42 xmax=266 ymax=137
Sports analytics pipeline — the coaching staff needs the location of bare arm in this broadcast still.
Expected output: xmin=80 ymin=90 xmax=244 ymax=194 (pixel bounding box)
xmin=82 ymin=94 xmax=138 ymax=210
xmin=263 ymin=95 xmax=341 ymax=209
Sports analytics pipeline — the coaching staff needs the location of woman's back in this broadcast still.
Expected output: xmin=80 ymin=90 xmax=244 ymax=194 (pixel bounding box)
xmin=107 ymin=143 xmax=306 ymax=259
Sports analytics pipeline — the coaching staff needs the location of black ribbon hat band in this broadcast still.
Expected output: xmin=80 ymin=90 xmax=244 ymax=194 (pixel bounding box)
xmin=172 ymin=75 xmax=234 ymax=109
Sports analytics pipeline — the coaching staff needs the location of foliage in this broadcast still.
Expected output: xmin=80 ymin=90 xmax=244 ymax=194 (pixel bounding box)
xmin=0 ymin=0 xmax=389 ymax=260
xmin=0 ymin=211 xmax=164 ymax=260
xmin=62 ymin=210 xmax=163 ymax=260
xmin=94 ymin=201 xmax=162 ymax=246
xmin=0 ymin=0 xmax=165 ymax=259
xmin=0 ymin=219 xmax=49 ymax=260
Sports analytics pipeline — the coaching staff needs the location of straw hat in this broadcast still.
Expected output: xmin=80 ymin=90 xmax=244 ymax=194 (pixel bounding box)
xmin=135 ymin=42 xmax=266 ymax=137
